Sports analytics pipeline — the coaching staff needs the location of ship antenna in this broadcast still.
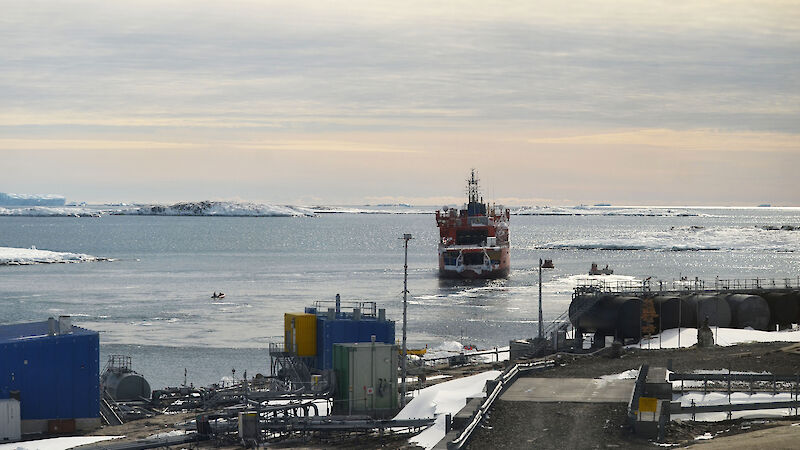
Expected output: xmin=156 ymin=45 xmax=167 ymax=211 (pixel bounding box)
xmin=467 ymin=169 xmax=481 ymax=204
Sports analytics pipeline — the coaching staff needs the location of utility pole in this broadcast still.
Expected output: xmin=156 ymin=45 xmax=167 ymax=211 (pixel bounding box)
xmin=400 ymin=233 xmax=413 ymax=407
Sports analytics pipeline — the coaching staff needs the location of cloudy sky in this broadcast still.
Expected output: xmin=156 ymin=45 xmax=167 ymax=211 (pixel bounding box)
xmin=2 ymin=0 xmax=798 ymax=205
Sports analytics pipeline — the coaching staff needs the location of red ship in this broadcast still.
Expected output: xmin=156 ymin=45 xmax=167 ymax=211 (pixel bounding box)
xmin=435 ymin=170 xmax=510 ymax=279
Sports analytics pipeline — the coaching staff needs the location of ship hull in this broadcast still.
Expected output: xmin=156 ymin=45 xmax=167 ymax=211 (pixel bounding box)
xmin=438 ymin=246 xmax=510 ymax=279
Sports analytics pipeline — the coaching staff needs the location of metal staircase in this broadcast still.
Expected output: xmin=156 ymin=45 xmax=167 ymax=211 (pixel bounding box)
xmin=269 ymin=343 xmax=312 ymax=389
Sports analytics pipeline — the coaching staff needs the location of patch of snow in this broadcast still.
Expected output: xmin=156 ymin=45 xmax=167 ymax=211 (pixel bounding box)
xmin=394 ymin=370 xmax=500 ymax=450
xmin=421 ymin=341 xmax=509 ymax=364
xmin=147 ymin=430 xmax=187 ymax=439
xmin=0 ymin=436 xmax=123 ymax=450
xmin=427 ymin=375 xmax=452 ymax=381
xmin=633 ymin=327 xmax=800 ymax=349
xmin=0 ymin=246 xmax=110 ymax=265
xmin=599 ymin=369 xmax=639 ymax=381
xmin=673 ymin=391 xmax=798 ymax=421
xmin=694 ymin=432 xmax=714 ymax=440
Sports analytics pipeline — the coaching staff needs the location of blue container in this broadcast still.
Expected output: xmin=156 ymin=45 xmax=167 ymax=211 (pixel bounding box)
xmin=0 ymin=321 xmax=100 ymax=421
xmin=314 ymin=316 xmax=395 ymax=370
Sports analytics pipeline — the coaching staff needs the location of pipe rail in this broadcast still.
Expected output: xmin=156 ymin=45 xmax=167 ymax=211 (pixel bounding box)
xmin=447 ymin=359 xmax=554 ymax=449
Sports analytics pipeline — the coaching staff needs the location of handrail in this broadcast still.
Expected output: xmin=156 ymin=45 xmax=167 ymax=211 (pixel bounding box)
xmin=575 ymin=276 xmax=800 ymax=295
xmin=447 ymin=359 xmax=554 ymax=449
xmin=627 ymin=365 xmax=648 ymax=424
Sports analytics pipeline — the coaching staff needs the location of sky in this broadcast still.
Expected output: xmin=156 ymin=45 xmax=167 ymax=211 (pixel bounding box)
xmin=1 ymin=0 xmax=799 ymax=206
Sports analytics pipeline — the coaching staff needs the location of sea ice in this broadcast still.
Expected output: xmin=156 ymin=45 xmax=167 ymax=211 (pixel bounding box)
xmin=0 ymin=246 xmax=108 ymax=265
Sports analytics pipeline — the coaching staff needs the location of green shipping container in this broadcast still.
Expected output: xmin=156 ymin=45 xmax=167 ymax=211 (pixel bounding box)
xmin=332 ymin=342 xmax=398 ymax=418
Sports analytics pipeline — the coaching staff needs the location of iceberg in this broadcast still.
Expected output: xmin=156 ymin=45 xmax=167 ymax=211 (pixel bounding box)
xmin=0 ymin=192 xmax=66 ymax=206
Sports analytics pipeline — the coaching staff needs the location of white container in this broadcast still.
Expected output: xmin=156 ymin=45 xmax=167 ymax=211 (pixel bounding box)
xmin=0 ymin=398 xmax=21 ymax=443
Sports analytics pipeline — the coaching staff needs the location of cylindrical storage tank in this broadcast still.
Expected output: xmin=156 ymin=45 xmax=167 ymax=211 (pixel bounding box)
xmin=691 ymin=294 xmax=731 ymax=328
xmin=569 ymin=295 xmax=641 ymax=339
xmin=654 ymin=296 xmax=696 ymax=330
xmin=793 ymin=290 xmax=800 ymax=324
xmin=614 ymin=296 xmax=642 ymax=339
xmin=569 ymin=294 xmax=614 ymax=332
xmin=102 ymin=371 xmax=151 ymax=401
xmin=726 ymin=294 xmax=770 ymax=330
xmin=763 ymin=292 xmax=799 ymax=328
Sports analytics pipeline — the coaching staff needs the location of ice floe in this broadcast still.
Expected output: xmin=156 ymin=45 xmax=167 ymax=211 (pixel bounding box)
xmin=0 ymin=246 xmax=110 ymax=265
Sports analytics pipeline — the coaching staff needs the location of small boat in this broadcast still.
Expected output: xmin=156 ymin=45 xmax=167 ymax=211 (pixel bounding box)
xmin=211 ymin=292 xmax=226 ymax=299
xmin=589 ymin=263 xmax=613 ymax=275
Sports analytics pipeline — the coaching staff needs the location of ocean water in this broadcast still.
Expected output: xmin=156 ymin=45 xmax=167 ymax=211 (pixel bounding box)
xmin=1 ymin=208 xmax=798 ymax=388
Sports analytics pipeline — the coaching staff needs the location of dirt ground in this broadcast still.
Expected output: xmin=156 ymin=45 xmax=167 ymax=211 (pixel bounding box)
xmin=467 ymin=401 xmax=652 ymax=450
xmin=86 ymin=412 xmax=195 ymax=439
xmin=534 ymin=342 xmax=800 ymax=379
xmin=467 ymin=341 xmax=800 ymax=449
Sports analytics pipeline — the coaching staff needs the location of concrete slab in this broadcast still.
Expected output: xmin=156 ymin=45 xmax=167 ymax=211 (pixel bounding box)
xmin=501 ymin=378 xmax=635 ymax=403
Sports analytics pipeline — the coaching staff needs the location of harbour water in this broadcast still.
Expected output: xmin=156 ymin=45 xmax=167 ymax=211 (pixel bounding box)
xmin=1 ymin=207 xmax=798 ymax=388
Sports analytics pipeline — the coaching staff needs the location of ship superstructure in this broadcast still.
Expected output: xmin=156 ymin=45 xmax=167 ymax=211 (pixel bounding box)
xmin=435 ymin=170 xmax=510 ymax=279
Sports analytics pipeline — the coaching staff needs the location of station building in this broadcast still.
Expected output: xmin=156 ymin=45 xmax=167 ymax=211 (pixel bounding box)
xmin=0 ymin=317 xmax=100 ymax=437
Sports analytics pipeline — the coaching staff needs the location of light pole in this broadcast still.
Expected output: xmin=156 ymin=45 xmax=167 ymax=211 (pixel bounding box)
xmin=538 ymin=259 xmax=543 ymax=340
xmin=538 ymin=259 xmax=554 ymax=340
xmin=400 ymin=233 xmax=412 ymax=407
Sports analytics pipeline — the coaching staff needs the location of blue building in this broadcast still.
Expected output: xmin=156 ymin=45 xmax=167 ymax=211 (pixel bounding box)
xmin=305 ymin=301 xmax=395 ymax=370
xmin=0 ymin=317 xmax=100 ymax=434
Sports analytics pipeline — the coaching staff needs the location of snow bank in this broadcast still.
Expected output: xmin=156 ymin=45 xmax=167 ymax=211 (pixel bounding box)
xmin=673 ymin=391 xmax=798 ymax=421
xmin=634 ymin=327 xmax=800 ymax=349
xmin=0 ymin=435 xmax=123 ymax=450
xmin=0 ymin=246 xmax=110 ymax=265
xmin=394 ymin=370 xmax=500 ymax=449
xmin=115 ymin=201 xmax=314 ymax=217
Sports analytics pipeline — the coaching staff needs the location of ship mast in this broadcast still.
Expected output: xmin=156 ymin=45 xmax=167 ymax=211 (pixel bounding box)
xmin=467 ymin=169 xmax=481 ymax=204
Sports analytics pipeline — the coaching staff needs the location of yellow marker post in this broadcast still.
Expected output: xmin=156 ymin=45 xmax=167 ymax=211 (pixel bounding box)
xmin=638 ymin=397 xmax=658 ymax=421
